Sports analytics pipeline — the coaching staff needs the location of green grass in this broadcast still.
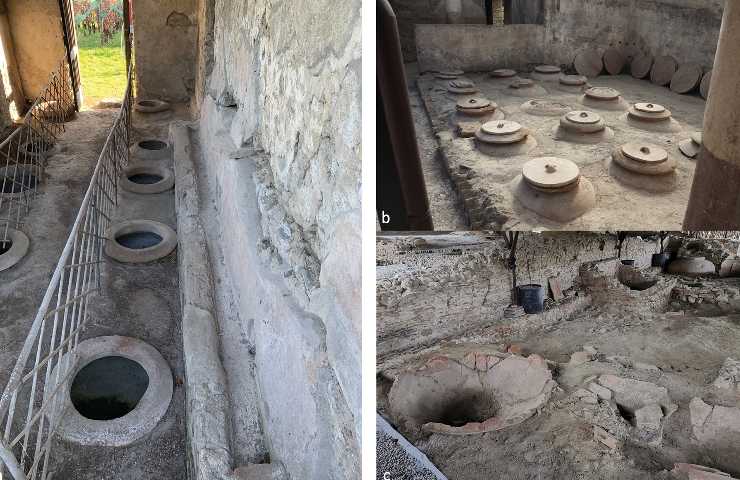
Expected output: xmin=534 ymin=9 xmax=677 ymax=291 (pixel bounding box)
xmin=77 ymin=30 xmax=126 ymax=108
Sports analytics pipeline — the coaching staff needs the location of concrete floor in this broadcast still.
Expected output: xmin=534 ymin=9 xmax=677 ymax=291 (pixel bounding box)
xmin=0 ymin=106 xmax=190 ymax=479
xmin=416 ymin=70 xmax=707 ymax=230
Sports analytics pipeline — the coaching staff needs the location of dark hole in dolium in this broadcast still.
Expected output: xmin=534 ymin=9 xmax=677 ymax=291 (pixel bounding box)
xmin=129 ymin=173 xmax=163 ymax=185
xmin=71 ymin=356 xmax=149 ymax=420
xmin=1 ymin=175 xmax=36 ymax=194
xmin=139 ymin=140 xmax=167 ymax=151
xmin=628 ymin=279 xmax=658 ymax=291
xmin=430 ymin=392 xmax=498 ymax=427
xmin=116 ymin=231 xmax=163 ymax=249
xmin=0 ymin=240 xmax=12 ymax=255
xmin=616 ymin=403 xmax=636 ymax=426
xmin=138 ymin=100 xmax=156 ymax=107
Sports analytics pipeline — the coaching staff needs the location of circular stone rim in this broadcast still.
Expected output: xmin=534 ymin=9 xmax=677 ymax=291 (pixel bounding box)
xmin=481 ymin=120 xmax=522 ymax=136
xmin=522 ymin=157 xmax=581 ymax=189
xmin=105 ymin=220 xmax=177 ymax=263
xmin=627 ymin=105 xmax=672 ymax=122
xmin=584 ymin=87 xmax=620 ymax=100
xmin=134 ymin=99 xmax=171 ymax=114
xmin=0 ymin=228 xmax=30 ymax=272
xmin=621 ymin=143 xmax=669 ymax=164
xmin=535 ymin=65 xmax=561 ymax=74
xmin=491 ymin=69 xmax=517 ymax=78
xmin=131 ymin=139 xmax=171 ymax=161
xmin=121 ymin=165 xmax=175 ymax=195
xmin=44 ymin=336 xmax=173 ymax=447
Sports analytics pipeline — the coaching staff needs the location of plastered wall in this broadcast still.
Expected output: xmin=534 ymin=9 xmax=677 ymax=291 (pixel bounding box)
xmin=132 ymin=0 xmax=198 ymax=102
xmin=194 ymin=0 xmax=362 ymax=478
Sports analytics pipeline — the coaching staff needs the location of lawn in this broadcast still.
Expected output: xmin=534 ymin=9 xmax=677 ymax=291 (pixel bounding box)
xmin=77 ymin=30 xmax=126 ymax=108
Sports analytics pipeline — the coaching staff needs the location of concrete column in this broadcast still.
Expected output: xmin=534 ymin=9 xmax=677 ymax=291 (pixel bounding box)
xmin=684 ymin=2 xmax=740 ymax=230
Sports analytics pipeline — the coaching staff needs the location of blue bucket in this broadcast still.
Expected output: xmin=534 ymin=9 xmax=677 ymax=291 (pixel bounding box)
xmin=517 ymin=284 xmax=545 ymax=314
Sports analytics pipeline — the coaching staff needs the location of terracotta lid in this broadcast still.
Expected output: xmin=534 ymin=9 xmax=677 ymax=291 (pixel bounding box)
xmin=691 ymin=131 xmax=702 ymax=145
xmin=457 ymin=97 xmax=492 ymax=110
xmin=621 ymin=143 xmax=668 ymax=164
xmin=631 ymin=54 xmax=654 ymax=79
xmin=522 ymin=157 xmax=581 ymax=189
xmin=651 ymin=55 xmax=678 ymax=86
xmin=634 ymin=102 xmax=666 ymax=113
xmin=585 ymin=87 xmax=620 ymax=100
xmin=535 ymin=65 xmax=561 ymax=74
xmin=481 ymin=120 xmax=522 ymax=136
xmin=700 ymin=70 xmax=712 ymax=99
xmin=574 ymin=49 xmax=604 ymax=77
xmin=560 ymin=74 xmax=587 ymax=86
xmin=603 ymin=48 xmax=626 ymax=75
xmin=565 ymin=111 xmax=601 ymax=125
xmin=491 ymin=68 xmax=517 ymax=78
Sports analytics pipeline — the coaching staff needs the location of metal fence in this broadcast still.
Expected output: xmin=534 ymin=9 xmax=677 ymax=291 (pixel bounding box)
xmin=0 ymin=59 xmax=76 ymax=249
xmin=0 ymin=66 xmax=132 ymax=480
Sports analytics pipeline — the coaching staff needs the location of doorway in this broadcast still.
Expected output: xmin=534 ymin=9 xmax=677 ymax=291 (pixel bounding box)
xmin=64 ymin=0 xmax=132 ymax=108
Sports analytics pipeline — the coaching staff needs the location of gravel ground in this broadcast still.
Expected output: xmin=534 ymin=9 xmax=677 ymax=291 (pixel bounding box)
xmin=377 ymin=429 xmax=440 ymax=480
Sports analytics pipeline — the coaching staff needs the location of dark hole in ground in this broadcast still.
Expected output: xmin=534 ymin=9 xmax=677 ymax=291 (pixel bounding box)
xmin=24 ymin=140 xmax=54 ymax=154
xmin=129 ymin=173 xmax=163 ymax=185
xmin=429 ymin=392 xmax=498 ymax=427
xmin=628 ymin=279 xmax=658 ymax=291
xmin=138 ymin=100 xmax=156 ymax=107
xmin=0 ymin=240 xmax=12 ymax=255
xmin=139 ymin=140 xmax=167 ymax=151
xmin=616 ymin=403 xmax=636 ymax=426
xmin=71 ymin=356 xmax=149 ymax=420
xmin=116 ymin=231 xmax=163 ymax=249
xmin=1 ymin=175 xmax=36 ymax=194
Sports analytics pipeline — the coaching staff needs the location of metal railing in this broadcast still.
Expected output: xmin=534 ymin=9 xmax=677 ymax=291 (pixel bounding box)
xmin=0 ymin=66 xmax=132 ymax=480
xmin=0 ymin=59 xmax=75 ymax=248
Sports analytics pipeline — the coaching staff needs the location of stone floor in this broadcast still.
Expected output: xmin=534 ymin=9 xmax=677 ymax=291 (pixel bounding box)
xmin=0 ymin=106 xmax=190 ymax=479
xmin=416 ymin=70 xmax=707 ymax=230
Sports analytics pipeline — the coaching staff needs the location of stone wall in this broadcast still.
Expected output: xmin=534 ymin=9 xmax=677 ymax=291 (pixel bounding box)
xmin=132 ymin=0 xmax=198 ymax=102
xmin=415 ymin=0 xmax=723 ymax=72
xmin=193 ymin=0 xmax=361 ymax=478
xmin=377 ymin=232 xmax=660 ymax=363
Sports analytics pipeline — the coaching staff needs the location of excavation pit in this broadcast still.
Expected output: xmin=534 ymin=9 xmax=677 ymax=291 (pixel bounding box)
xmin=0 ymin=228 xmax=29 ymax=271
xmin=105 ymin=220 xmax=177 ymax=263
xmin=46 ymin=336 xmax=174 ymax=447
xmin=388 ymin=353 xmax=556 ymax=437
xmin=121 ymin=165 xmax=175 ymax=194
xmin=70 ymin=356 xmax=149 ymax=421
